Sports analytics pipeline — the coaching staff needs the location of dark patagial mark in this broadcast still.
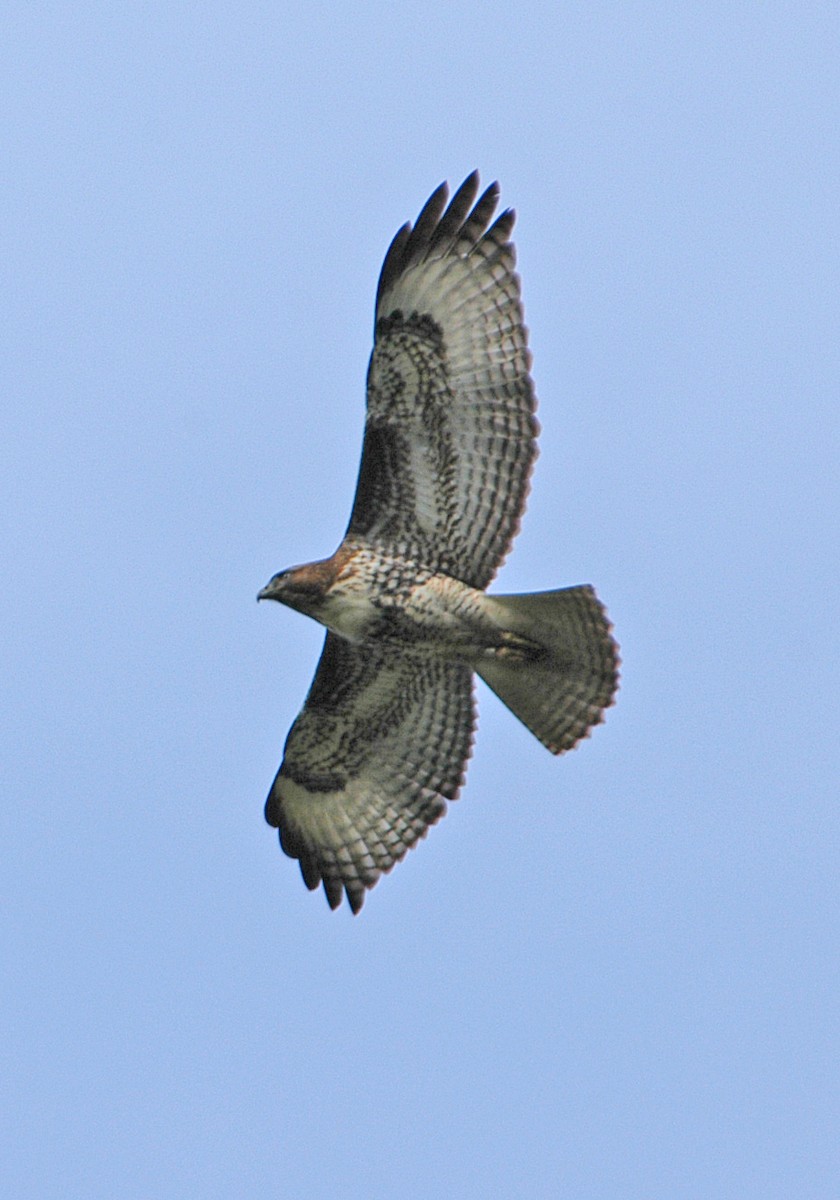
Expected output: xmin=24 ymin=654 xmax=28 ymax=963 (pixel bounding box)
xmin=347 ymin=421 xmax=413 ymax=539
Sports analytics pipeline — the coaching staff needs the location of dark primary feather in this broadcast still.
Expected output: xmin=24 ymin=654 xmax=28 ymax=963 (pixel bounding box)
xmin=374 ymin=172 xmax=507 ymax=313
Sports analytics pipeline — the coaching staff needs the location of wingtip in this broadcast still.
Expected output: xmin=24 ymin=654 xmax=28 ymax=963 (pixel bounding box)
xmin=322 ymin=875 xmax=344 ymax=910
xmin=430 ymin=178 xmax=450 ymax=204
xmin=481 ymin=178 xmax=501 ymax=204
xmin=318 ymin=879 xmax=366 ymax=914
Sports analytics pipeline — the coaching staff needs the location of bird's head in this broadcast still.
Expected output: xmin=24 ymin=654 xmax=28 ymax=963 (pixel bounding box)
xmin=257 ymin=560 xmax=333 ymax=617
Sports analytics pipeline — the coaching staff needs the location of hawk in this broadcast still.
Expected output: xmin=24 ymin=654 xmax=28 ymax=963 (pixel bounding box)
xmin=259 ymin=172 xmax=618 ymax=913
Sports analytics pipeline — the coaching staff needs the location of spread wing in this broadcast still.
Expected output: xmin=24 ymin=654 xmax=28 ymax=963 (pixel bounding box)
xmin=346 ymin=172 xmax=538 ymax=590
xmin=265 ymin=633 xmax=475 ymax=913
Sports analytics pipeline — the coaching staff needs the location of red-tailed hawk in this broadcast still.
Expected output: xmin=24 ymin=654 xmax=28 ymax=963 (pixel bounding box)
xmin=259 ymin=173 xmax=618 ymax=912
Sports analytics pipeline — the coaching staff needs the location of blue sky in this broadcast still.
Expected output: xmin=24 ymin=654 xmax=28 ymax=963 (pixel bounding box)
xmin=3 ymin=3 xmax=838 ymax=1197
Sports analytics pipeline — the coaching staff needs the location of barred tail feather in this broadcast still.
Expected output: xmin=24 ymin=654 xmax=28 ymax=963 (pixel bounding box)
xmin=477 ymin=586 xmax=619 ymax=754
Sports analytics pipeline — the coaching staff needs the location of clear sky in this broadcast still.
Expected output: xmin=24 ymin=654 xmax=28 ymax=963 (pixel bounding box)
xmin=3 ymin=3 xmax=838 ymax=1197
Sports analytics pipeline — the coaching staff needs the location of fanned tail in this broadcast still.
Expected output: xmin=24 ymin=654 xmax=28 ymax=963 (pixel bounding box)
xmin=477 ymin=586 xmax=619 ymax=754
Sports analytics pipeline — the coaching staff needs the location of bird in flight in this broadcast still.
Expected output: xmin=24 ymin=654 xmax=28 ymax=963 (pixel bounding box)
xmin=259 ymin=172 xmax=618 ymax=913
